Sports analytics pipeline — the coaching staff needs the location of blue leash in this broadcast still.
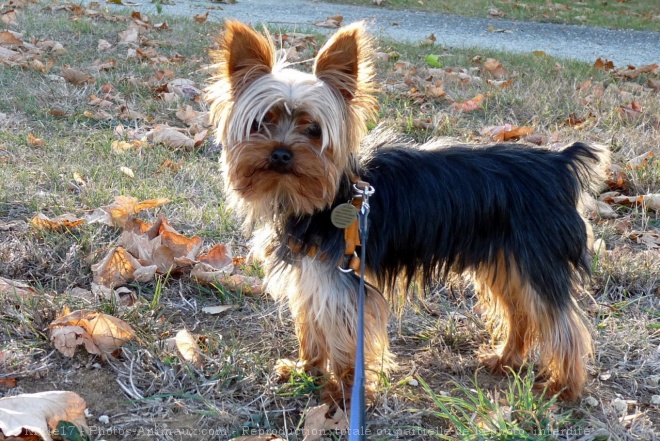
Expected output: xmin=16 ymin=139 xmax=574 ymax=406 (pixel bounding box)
xmin=348 ymin=183 xmax=374 ymax=441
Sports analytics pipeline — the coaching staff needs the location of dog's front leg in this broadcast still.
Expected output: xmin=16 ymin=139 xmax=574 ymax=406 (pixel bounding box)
xmin=272 ymin=257 xmax=394 ymax=406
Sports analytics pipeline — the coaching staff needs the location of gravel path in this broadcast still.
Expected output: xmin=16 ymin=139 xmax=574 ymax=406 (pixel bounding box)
xmin=111 ymin=0 xmax=659 ymax=67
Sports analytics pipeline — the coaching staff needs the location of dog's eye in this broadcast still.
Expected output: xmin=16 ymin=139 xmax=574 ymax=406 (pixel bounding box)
xmin=306 ymin=123 xmax=322 ymax=139
xmin=251 ymin=112 xmax=275 ymax=134
xmin=263 ymin=111 xmax=274 ymax=123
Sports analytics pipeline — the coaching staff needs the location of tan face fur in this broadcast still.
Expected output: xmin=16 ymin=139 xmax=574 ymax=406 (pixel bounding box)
xmin=206 ymin=20 xmax=376 ymax=224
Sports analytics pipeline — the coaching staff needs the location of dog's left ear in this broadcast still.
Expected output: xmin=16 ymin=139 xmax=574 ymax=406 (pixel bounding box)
xmin=313 ymin=22 xmax=374 ymax=100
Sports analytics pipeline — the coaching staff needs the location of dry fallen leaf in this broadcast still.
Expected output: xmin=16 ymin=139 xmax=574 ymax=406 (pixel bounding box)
xmin=314 ymin=15 xmax=343 ymax=28
xmin=0 ymin=29 xmax=22 ymax=46
xmin=1 ymin=10 xmax=18 ymax=26
xmin=118 ymin=26 xmax=139 ymax=45
xmin=193 ymin=129 xmax=208 ymax=147
xmin=30 ymin=213 xmax=85 ymax=231
xmin=37 ymin=40 xmax=65 ymax=55
xmin=83 ymin=109 xmax=113 ymax=120
xmin=120 ymin=166 xmax=135 ymax=178
xmin=150 ymin=125 xmax=195 ymax=149
xmin=601 ymin=194 xmax=643 ymax=207
xmin=523 ymin=133 xmax=548 ymax=145
xmin=412 ymin=118 xmax=434 ymax=130
xmin=85 ymin=195 xmax=170 ymax=228
xmin=194 ymin=11 xmax=209 ymax=23
xmin=115 ymin=214 xmax=205 ymax=276
xmin=616 ymin=63 xmax=658 ymax=79
xmin=593 ymin=57 xmax=614 ymax=71
xmin=221 ymin=274 xmax=263 ymax=295
xmin=50 ymin=309 xmax=136 ymax=356
xmin=111 ymin=140 xmax=135 ymax=153
xmin=618 ymin=101 xmax=642 ymax=121
xmin=0 ymin=277 xmax=35 ymax=298
xmin=603 ymin=193 xmax=660 ymax=212
xmin=0 ymin=391 xmax=88 ymax=441
xmin=165 ymin=78 xmax=201 ymax=99
xmin=157 ymin=230 xmax=203 ymax=270
xmin=482 ymin=124 xmax=534 ymax=142
xmin=605 ymin=164 xmax=629 ymax=191
xmin=50 ymin=325 xmax=101 ymax=357
xmin=303 ymin=404 xmax=348 ymax=440
xmin=483 ymin=58 xmax=509 ymax=79
xmin=0 ymin=377 xmax=17 ymax=388
xmin=486 ymin=78 xmax=513 ymax=88
xmin=596 ymin=200 xmax=618 ymax=219
xmin=175 ymin=105 xmax=208 ymax=126
xmin=91 ymin=246 xmax=158 ymax=287
xmin=625 ymin=151 xmax=654 ymax=170
xmin=644 ymin=194 xmax=660 ymax=211
xmin=451 ymin=94 xmax=484 ymax=113
xmin=420 ymin=33 xmax=437 ymax=45
xmin=159 ymin=158 xmax=183 ymax=172
xmin=487 ymin=25 xmax=512 ymax=33
xmin=202 ymin=305 xmax=234 ymax=315
xmin=189 ymin=244 xmax=235 ymax=284
xmin=175 ymin=329 xmax=203 ymax=368
xmin=62 ymin=67 xmax=93 ymax=85
xmin=198 ymin=244 xmax=234 ymax=270
xmin=97 ymin=39 xmax=113 ymax=51
xmin=27 ymin=133 xmax=45 ymax=148
xmin=628 ymin=231 xmax=660 ymax=249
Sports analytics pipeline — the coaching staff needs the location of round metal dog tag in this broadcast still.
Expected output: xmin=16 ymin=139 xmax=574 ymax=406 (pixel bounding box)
xmin=331 ymin=203 xmax=357 ymax=228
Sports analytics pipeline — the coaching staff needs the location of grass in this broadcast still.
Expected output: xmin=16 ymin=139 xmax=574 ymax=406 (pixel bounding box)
xmin=418 ymin=367 xmax=573 ymax=440
xmin=330 ymin=0 xmax=660 ymax=32
xmin=0 ymin=1 xmax=659 ymax=440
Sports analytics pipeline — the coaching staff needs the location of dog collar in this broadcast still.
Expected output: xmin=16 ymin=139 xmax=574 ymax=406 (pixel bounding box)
xmin=286 ymin=178 xmax=374 ymax=274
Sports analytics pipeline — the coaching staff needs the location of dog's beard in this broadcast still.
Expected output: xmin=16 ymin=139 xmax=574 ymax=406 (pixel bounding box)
xmin=223 ymin=138 xmax=342 ymax=223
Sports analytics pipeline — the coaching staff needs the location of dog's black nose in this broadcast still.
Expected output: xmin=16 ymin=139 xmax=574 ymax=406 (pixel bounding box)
xmin=270 ymin=148 xmax=293 ymax=167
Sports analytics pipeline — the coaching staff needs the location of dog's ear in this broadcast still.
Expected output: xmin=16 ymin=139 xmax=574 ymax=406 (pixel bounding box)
xmin=314 ymin=22 xmax=375 ymax=100
xmin=213 ymin=20 xmax=275 ymax=95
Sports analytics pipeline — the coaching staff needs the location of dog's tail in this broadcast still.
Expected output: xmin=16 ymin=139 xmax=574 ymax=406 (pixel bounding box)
xmin=560 ymin=142 xmax=610 ymax=194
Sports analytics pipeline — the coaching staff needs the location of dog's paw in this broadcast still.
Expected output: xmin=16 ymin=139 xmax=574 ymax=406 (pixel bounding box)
xmin=274 ymin=358 xmax=321 ymax=382
xmin=533 ymin=377 xmax=579 ymax=401
xmin=274 ymin=358 xmax=302 ymax=382
xmin=478 ymin=352 xmax=508 ymax=375
xmin=478 ymin=350 xmax=525 ymax=375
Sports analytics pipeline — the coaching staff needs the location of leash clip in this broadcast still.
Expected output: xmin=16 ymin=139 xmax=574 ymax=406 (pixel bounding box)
xmin=352 ymin=181 xmax=375 ymax=215
xmin=338 ymin=258 xmax=357 ymax=273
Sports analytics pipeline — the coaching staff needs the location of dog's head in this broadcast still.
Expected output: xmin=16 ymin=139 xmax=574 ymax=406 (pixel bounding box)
xmin=207 ymin=20 xmax=376 ymax=224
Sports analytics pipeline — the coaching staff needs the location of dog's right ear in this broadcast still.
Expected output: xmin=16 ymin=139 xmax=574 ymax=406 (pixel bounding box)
xmin=212 ymin=20 xmax=275 ymax=96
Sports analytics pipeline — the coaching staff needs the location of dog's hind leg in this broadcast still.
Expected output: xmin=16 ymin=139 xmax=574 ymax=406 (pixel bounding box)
xmin=475 ymin=257 xmax=533 ymax=375
xmin=476 ymin=257 xmax=591 ymax=400
xmin=533 ymin=298 xmax=591 ymax=401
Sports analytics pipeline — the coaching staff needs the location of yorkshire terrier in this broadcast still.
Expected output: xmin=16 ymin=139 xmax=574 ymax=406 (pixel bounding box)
xmin=206 ymin=20 xmax=608 ymax=405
